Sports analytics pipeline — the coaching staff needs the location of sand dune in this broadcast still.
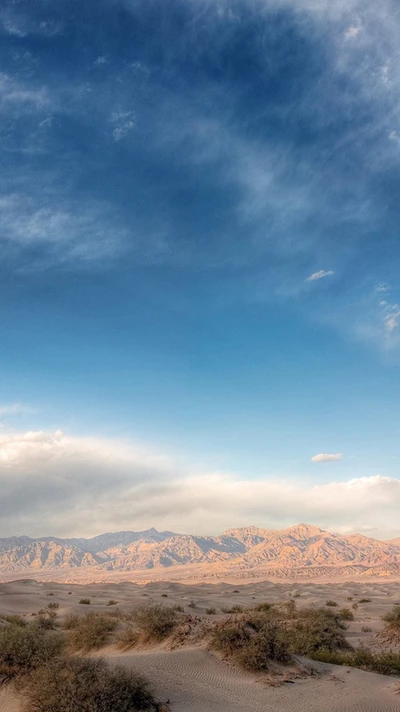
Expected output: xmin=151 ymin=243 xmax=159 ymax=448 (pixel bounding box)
xmin=1 ymin=578 xmax=399 ymax=712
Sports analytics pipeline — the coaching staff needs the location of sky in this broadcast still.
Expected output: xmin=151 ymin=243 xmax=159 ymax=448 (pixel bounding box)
xmin=1 ymin=0 xmax=400 ymax=540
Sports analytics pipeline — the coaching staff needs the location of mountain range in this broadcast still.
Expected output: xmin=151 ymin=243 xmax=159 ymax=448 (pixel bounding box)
xmin=1 ymin=523 xmax=400 ymax=581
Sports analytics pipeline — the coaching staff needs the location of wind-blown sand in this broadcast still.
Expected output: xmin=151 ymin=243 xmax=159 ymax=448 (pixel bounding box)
xmin=1 ymin=578 xmax=399 ymax=711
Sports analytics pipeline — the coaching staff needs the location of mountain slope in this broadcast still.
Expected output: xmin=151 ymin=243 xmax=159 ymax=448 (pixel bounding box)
xmin=0 ymin=525 xmax=399 ymax=578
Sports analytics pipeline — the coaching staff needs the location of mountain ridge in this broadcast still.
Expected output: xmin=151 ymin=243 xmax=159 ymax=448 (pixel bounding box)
xmin=1 ymin=524 xmax=399 ymax=579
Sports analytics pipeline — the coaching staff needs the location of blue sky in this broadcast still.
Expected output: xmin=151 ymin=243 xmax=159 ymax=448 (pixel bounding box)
xmin=1 ymin=0 xmax=400 ymax=537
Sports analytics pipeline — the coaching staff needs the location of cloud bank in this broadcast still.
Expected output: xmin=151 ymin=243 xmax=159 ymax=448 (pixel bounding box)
xmin=0 ymin=430 xmax=398 ymax=539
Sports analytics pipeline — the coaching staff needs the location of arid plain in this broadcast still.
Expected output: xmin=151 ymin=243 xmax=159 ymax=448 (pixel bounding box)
xmin=1 ymin=577 xmax=400 ymax=712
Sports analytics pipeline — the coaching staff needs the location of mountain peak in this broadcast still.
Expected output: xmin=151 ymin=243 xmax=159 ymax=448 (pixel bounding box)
xmin=284 ymin=523 xmax=326 ymax=538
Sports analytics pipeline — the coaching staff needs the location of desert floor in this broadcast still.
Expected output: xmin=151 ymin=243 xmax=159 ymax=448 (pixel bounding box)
xmin=1 ymin=578 xmax=400 ymax=711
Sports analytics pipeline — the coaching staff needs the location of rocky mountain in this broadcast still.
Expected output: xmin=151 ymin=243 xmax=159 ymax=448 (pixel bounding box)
xmin=1 ymin=524 xmax=399 ymax=579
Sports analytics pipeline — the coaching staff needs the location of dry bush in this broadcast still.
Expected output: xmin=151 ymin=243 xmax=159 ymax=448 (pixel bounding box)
xmin=117 ymin=625 xmax=139 ymax=650
xmin=359 ymin=598 xmax=371 ymax=603
xmin=3 ymin=614 xmax=27 ymax=627
xmin=312 ymin=647 xmax=400 ymax=676
xmin=68 ymin=613 xmax=118 ymax=652
xmin=221 ymin=605 xmax=243 ymax=614
xmin=338 ymin=608 xmax=354 ymax=621
xmin=23 ymin=656 xmax=158 ymax=712
xmin=382 ymin=605 xmax=400 ymax=626
xmin=0 ymin=624 xmax=65 ymax=682
xmin=79 ymin=598 xmax=91 ymax=605
xmin=325 ymin=600 xmax=338 ymax=607
xmin=62 ymin=613 xmax=80 ymax=630
xmin=210 ymin=612 xmax=291 ymax=671
xmin=130 ymin=604 xmax=178 ymax=642
xmin=210 ymin=604 xmax=350 ymax=671
xmin=106 ymin=599 xmax=118 ymax=606
xmin=206 ymin=608 xmax=216 ymax=615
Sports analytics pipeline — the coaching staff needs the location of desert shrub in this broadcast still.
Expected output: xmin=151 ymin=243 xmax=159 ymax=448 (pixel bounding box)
xmin=161 ymin=594 xmax=168 ymax=598
xmin=221 ymin=605 xmax=244 ymax=614
xmin=68 ymin=613 xmax=118 ymax=652
xmin=47 ymin=602 xmax=59 ymax=610
xmin=311 ymin=647 xmax=400 ymax=676
xmin=188 ymin=600 xmax=197 ymax=609
xmin=347 ymin=597 xmax=353 ymax=601
xmin=173 ymin=605 xmax=184 ymax=613
xmin=210 ymin=613 xmax=291 ymax=671
xmin=62 ymin=613 xmax=80 ymax=630
xmin=361 ymin=626 xmax=372 ymax=632
xmin=46 ymin=593 xmax=54 ymax=596
xmin=286 ymin=606 xmax=350 ymax=655
xmin=382 ymin=605 xmax=400 ymax=626
xmin=79 ymin=598 xmax=91 ymax=605
xmin=339 ymin=608 xmax=354 ymax=621
xmin=4 ymin=614 xmax=27 ymax=627
xmin=233 ymin=590 xmax=240 ymax=594
xmin=131 ymin=604 xmax=178 ymax=642
xmin=34 ymin=612 xmax=58 ymax=630
xmin=106 ymin=599 xmax=118 ymax=606
xmin=254 ymin=603 xmax=272 ymax=613
xmin=23 ymin=656 xmax=158 ymax=712
xmin=352 ymin=603 xmax=359 ymax=610
xmin=206 ymin=608 xmax=216 ymax=615
xmin=0 ymin=624 xmax=65 ymax=681
xmin=325 ymin=600 xmax=338 ymax=607
xmin=117 ymin=625 xmax=139 ymax=650
xmin=359 ymin=598 xmax=371 ymax=603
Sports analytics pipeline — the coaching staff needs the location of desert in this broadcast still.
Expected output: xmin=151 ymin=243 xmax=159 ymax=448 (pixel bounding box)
xmin=1 ymin=575 xmax=400 ymax=712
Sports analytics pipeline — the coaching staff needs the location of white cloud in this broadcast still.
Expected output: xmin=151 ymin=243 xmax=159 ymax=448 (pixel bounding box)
xmin=94 ymin=56 xmax=108 ymax=66
xmin=389 ymin=130 xmax=400 ymax=143
xmin=111 ymin=111 xmax=136 ymax=141
xmin=0 ymin=429 xmax=398 ymax=538
xmin=306 ymin=270 xmax=334 ymax=282
xmin=311 ymin=453 xmax=343 ymax=462
xmin=344 ymin=25 xmax=361 ymax=40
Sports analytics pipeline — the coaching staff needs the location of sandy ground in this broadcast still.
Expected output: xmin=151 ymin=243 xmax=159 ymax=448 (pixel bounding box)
xmin=1 ymin=578 xmax=399 ymax=711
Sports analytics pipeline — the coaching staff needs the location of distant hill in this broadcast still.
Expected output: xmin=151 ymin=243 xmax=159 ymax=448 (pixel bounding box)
xmin=0 ymin=524 xmax=399 ymax=580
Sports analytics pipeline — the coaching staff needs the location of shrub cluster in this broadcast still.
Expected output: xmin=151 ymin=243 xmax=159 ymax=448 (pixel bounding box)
xmin=0 ymin=623 xmax=65 ymax=681
xmin=210 ymin=603 xmax=350 ymax=671
xmin=23 ymin=656 xmax=159 ymax=712
xmin=312 ymin=647 xmax=400 ymax=676
xmin=67 ymin=612 xmax=118 ymax=652
xmin=129 ymin=604 xmax=179 ymax=642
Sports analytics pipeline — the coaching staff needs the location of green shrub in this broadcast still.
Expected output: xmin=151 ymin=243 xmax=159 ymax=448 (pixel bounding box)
xmin=23 ymin=656 xmax=158 ymax=711
xmin=131 ymin=604 xmax=178 ymax=642
xmin=287 ymin=607 xmax=350 ymax=655
xmin=79 ymin=598 xmax=91 ymax=605
xmin=68 ymin=613 xmax=118 ymax=652
xmin=339 ymin=608 xmax=354 ymax=621
xmin=0 ymin=624 xmax=65 ymax=681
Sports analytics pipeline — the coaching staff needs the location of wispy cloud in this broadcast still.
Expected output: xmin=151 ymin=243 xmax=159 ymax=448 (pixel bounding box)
xmin=0 ymin=429 xmax=397 ymax=538
xmin=306 ymin=270 xmax=334 ymax=282
xmin=311 ymin=453 xmax=343 ymax=463
xmin=111 ymin=111 xmax=136 ymax=141
xmin=0 ymin=404 xmax=33 ymax=417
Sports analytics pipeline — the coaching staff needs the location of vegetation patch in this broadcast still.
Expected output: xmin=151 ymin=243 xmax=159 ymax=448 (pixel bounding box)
xmin=68 ymin=612 xmax=118 ymax=652
xmin=0 ymin=624 xmax=65 ymax=682
xmin=311 ymin=647 xmax=400 ymax=676
xmin=23 ymin=656 xmax=160 ymax=712
xmin=130 ymin=604 xmax=179 ymax=643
